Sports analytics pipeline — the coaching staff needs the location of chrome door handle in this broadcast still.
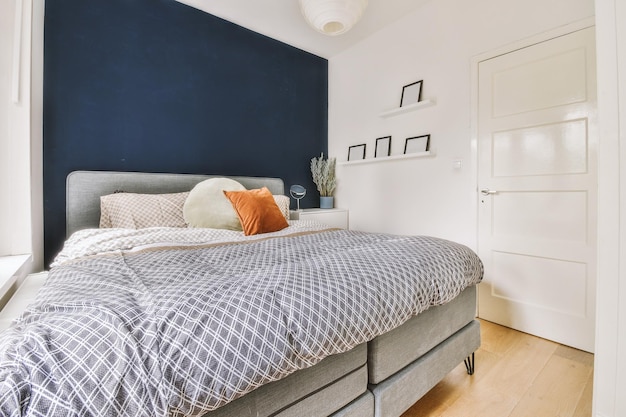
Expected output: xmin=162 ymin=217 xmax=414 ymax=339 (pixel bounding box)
xmin=480 ymin=189 xmax=497 ymax=196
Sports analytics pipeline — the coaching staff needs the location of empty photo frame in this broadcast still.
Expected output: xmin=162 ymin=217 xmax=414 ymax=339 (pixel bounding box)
xmin=404 ymin=134 xmax=430 ymax=154
xmin=400 ymin=80 xmax=423 ymax=107
xmin=375 ymin=136 xmax=392 ymax=158
xmin=348 ymin=144 xmax=367 ymax=161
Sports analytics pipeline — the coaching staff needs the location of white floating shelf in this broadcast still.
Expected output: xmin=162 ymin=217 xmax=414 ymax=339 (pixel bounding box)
xmin=379 ymin=99 xmax=436 ymax=118
xmin=338 ymin=151 xmax=435 ymax=166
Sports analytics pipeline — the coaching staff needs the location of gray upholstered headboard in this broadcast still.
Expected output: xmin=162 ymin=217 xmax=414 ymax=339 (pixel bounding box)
xmin=66 ymin=171 xmax=285 ymax=237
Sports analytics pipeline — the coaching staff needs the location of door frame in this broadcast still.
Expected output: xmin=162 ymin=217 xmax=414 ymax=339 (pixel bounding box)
xmin=469 ymin=17 xmax=596 ymax=253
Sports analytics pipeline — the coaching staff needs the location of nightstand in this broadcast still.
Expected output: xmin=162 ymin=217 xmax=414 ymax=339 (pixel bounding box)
xmin=290 ymin=208 xmax=349 ymax=229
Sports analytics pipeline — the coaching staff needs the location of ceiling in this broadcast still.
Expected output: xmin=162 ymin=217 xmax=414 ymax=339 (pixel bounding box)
xmin=175 ymin=0 xmax=432 ymax=58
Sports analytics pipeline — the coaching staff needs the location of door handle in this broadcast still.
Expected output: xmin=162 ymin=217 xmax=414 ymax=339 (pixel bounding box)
xmin=480 ymin=189 xmax=498 ymax=196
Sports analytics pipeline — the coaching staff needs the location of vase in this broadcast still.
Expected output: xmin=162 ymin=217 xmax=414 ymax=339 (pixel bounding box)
xmin=320 ymin=196 xmax=334 ymax=209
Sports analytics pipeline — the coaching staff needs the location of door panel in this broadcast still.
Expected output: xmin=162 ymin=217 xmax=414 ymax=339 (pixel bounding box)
xmin=491 ymin=251 xmax=587 ymax=317
xmin=477 ymin=27 xmax=597 ymax=352
xmin=492 ymin=191 xmax=588 ymax=243
xmin=492 ymin=119 xmax=588 ymax=177
xmin=492 ymin=48 xmax=589 ymax=117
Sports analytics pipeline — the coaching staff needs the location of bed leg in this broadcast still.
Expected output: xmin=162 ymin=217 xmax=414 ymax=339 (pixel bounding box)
xmin=464 ymin=352 xmax=475 ymax=375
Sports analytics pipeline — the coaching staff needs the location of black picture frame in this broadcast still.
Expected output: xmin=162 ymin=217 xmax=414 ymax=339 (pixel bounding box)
xmin=348 ymin=144 xmax=367 ymax=161
xmin=404 ymin=134 xmax=430 ymax=154
xmin=400 ymin=80 xmax=423 ymax=107
xmin=375 ymin=136 xmax=392 ymax=158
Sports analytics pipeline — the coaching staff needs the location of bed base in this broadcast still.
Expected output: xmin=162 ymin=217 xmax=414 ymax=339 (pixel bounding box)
xmin=200 ymin=321 xmax=480 ymax=417
xmin=58 ymin=171 xmax=482 ymax=417
xmin=369 ymin=320 xmax=480 ymax=417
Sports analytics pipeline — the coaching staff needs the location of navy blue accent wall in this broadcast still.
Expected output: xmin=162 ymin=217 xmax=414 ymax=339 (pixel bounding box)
xmin=43 ymin=0 xmax=328 ymax=265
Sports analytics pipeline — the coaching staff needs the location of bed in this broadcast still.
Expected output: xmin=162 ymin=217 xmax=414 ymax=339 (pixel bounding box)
xmin=0 ymin=170 xmax=483 ymax=417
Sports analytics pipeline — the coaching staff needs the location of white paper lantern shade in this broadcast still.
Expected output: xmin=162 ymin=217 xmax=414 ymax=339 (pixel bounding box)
xmin=299 ymin=0 xmax=369 ymax=36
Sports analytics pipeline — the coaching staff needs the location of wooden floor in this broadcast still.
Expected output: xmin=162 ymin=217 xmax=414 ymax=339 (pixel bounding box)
xmin=401 ymin=319 xmax=594 ymax=417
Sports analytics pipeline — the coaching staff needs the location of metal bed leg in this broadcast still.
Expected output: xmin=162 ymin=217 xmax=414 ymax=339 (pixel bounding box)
xmin=464 ymin=352 xmax=475 ymax=375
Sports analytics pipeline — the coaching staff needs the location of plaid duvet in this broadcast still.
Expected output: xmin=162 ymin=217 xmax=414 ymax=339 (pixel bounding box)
xmin=0 ymin=224 xmax=482 ymax=416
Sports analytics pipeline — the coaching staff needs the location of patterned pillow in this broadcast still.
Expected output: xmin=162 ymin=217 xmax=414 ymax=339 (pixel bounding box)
xmin=100 ymin=192 xmax=189 ymax=229
xmin=273 ymin=195 xmax=290 ymax=222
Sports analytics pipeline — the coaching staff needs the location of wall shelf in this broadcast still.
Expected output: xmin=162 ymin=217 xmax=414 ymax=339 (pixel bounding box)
xmin=378 ymin=99 xmax=435 ymax=118
xmin=338 ymin=151 xmax=435 ymax=167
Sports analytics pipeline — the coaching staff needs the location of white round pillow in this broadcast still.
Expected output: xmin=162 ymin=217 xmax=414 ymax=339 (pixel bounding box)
xmin=183 ymin=178 xmax=246 ymax=230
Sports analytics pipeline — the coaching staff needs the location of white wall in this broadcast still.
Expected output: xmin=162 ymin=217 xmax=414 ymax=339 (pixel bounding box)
xmin=593 ymin=0 xmax=626 ymax=414
xmin=0 ymin=0 xmax=44 ymax=270
xmin=328 ymin=0 xmax=594 ymax=249
xmin=0 ymin=0 xmax=22 ymax=256
xmin=30 ymin=0 xmax=44 ymax=272
xmin=331 ymin=1 xmax=626 ymax=415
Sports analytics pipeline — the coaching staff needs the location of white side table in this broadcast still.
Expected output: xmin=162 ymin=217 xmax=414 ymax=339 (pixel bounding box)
xmin=290 ymin=208 xmax=349 ymax=229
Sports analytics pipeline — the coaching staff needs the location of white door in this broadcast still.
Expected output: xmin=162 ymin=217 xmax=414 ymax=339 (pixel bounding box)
xmin=477 ymin=27 xmax=597 ymax=352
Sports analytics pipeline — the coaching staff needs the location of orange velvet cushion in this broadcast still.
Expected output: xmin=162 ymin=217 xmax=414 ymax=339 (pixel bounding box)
xmin=223 ymin=187 xmax=289 ymax=236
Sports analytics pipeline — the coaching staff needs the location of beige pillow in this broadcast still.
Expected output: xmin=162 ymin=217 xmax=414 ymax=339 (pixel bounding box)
xmin=183 ymin=178 xmax=246 ymax=230
xmin=273 ymin=195 xmax=290 ymax=221
xmin=100 ymin=192 xmax=189 ymax=229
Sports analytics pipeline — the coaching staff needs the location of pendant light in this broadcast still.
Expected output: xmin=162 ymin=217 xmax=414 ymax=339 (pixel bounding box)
xmin=299 ymin=0 xmax=368 ymax=36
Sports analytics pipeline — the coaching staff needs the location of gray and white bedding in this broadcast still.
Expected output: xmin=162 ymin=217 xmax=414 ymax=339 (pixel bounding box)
xmin=0 ymin=222 xmax=483 ymax=417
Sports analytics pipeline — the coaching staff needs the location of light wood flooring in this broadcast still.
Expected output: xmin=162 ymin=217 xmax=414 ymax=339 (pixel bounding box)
xmin=401 ymin=319 xmax=594 ymax=417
